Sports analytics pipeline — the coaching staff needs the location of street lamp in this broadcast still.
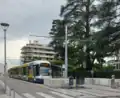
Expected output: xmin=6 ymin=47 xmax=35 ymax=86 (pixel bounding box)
xmin=0 ymin=23 xmax=9 ymax=93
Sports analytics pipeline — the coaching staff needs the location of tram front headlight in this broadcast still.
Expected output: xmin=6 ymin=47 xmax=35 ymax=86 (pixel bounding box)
xmin=49 ymin=69 xmax=52 ymax=74
xmin=34 ymin=78 xmax=36 ymax=81
xmin=39 ymin=75 xmax=43 ymax=79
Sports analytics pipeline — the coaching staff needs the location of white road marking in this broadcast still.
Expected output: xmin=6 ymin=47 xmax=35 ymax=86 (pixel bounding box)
xmin=15 ymin=92 xmax=23 ymax=98
xmin=36 ymin=92 xmax=55 ymax=98
xmin=23 ymin=93 xmax=36 ymax=98
xmin=57 ymin=89 xmax=81 ymax=96
xmin=51 ymin=91 xmax=73 ymax=98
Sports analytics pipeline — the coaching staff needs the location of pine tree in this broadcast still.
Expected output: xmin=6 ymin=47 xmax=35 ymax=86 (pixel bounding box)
xmin=49 ymin=19 xmax=65 ymax=60
xmin=49 ymin=0 xmax=120 ymax=71
xmin=60 ymin=0 xmax=98 ymax=70
xmin=94 ymin=0 xmax=120 ymax=64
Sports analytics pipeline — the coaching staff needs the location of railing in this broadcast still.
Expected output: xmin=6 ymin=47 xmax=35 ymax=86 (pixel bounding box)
xmin=7 ymin=88 xmax=25 ymax=98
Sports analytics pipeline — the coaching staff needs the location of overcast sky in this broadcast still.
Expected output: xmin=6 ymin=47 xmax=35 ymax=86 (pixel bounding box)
xmin=0 ymin=0 xmax=66 ymax=69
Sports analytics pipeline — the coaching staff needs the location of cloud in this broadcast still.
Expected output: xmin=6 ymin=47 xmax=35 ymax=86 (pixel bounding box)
xmin=0 ymin=38 xmax=27 ymax=68
xmin=0 ymin=38 xmax=27 ymax=59
xmin=0 ymin=0 xmax=66 ymax=68
xmin=0 ymin=36 xmax=53 ymax=69
xmin=0 ymin=0 xmax=66 ymax=40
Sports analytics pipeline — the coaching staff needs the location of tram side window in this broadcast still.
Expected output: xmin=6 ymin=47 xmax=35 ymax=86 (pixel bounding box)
xmin=28 ymin=66 xmax=32 ymax=75
xmin=23 ymin=67 xmax=26 ymax=75
xmin=35 ymin=64 xmax=40 ymax=76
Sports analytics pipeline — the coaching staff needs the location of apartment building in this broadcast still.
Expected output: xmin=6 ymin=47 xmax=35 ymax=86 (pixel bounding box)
xmin=21 ymin=40 xmax=56 ymax=63
xmin=106 ymin=52 xmax=120 ymax=70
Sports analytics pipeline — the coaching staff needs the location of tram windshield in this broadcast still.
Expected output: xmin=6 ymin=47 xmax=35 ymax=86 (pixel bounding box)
xmin=40 ymin=63 xmax=51 ymax=76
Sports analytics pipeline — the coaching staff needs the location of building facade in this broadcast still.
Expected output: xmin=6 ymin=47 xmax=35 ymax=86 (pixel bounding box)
xmin=21 ymin=40 xmax=56 ymax=63
xmin=106 ymin=51 xmax=120 ymax=70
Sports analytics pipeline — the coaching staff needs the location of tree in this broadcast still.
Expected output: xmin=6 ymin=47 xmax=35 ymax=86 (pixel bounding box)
xmin=49 ymin=60 xmax=64 ymax=65
xmin=32 ymin=57 xmax=41 ymax=61
xmin=49 ymin=0 xmax=120 ymax=72
xmin=49 ymin=20 xmax=65 ymax=60
xmin=60 ymin=0 xmax=98 ymax=70
xmin=93 ymin=0 xmax=120 ymax=63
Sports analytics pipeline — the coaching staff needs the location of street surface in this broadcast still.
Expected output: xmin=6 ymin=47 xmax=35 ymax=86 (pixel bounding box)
xmin=0 ymin=76 xmax=120 ymax=98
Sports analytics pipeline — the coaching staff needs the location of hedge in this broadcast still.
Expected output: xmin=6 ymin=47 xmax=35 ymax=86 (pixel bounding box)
xmin=68 ymin=70 xmax=120 ymax=79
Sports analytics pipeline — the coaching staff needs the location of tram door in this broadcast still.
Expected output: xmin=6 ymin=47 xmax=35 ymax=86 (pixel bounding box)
xmin=33 ymin=65 xmax=40 ymax=77
xmin=33 ymin=65 xmax=36 ymax=77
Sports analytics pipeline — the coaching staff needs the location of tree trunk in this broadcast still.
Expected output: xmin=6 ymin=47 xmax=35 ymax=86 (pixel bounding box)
xmin=85 ymin=0 xmax=92 ymax=70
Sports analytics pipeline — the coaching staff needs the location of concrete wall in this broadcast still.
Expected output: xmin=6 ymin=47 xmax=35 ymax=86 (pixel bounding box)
xmin=44 ymin=78 xmax=120 ymax=88
xmin=85 ymin=78 xmax=120 ymax=87
xmin=44 ymin=78 xmax=69 ymax=88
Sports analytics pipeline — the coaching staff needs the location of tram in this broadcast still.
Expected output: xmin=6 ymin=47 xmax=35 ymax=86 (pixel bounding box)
xmin=28 ymin=60 xmax=51 ymax=83
xmin=8 ymin=60 xmax=51 ymax=83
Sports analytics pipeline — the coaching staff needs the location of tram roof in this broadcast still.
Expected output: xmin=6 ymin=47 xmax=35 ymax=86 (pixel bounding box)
xmin=9 ymin=65 xmax=21 ymax=70
xmin=29 ymin=60 xmax=51 ymax=65
xmin=22 ymin=63 xmax=29 ymax=67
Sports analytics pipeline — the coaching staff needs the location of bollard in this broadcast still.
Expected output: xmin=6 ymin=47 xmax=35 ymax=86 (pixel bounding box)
xmin=111 ymin=75 xmax=116 ymax=88
xmin=69 ymin=76 xmax=74 ymax=89
xmin=11 ymin=89 xmax=15 ymax=98
xmin=76 ymin=77 xmax=79 ymax=89
xmin=13 ymin=90 xmax=15 ymax=98
xmin=9 ymin=88 xmax=11 ymax=97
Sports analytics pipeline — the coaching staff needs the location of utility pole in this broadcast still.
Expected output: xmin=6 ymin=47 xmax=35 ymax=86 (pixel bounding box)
xmin=65 ymin=25 xmax=68 ymax=78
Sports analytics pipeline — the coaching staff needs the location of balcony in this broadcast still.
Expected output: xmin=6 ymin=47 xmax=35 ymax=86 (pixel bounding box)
xmin=32 ymin=54 xmax=54 ymax=58
xmin=21 ymin=54 xmax=54 ymax=58
xmin=21 ymin=45 xmax=54 ymax=50
xmin=31 ymin=50 xmax=56 ymax=54
xmin=21 ymin=49 xmax=56 ymax=54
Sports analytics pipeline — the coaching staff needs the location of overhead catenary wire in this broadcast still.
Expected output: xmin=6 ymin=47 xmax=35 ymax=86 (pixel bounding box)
xmin=29 ymin=34 xmax=95 ymax=42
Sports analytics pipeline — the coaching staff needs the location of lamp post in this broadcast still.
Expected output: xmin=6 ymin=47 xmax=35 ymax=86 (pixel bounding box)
xmin=0 ymin=23 xmax=9 ymax=93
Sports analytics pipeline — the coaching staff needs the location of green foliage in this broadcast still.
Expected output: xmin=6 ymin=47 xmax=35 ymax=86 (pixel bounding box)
xmin=49 ymin=0 xmax=120 ymax=71
xmin=49 ymin=20 xmax=65 ymax=60
xmin=102 ymin=65 xmax=115 ymax=72
xmin=49 ymin=60 xmax=64 ymax=65
xmin=32 ymin=57 xmax=41 ymax=61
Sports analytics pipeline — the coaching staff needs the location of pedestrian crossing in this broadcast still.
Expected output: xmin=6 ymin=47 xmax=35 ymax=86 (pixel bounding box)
xmin=22 ymin=88 xmax=102 ymax=98
xmin=23 ymin=93 xmax=36 ymax=98
xmin=51 ymin=91 xmax=73 ymax=98
xmin=9 ymin=87 xmax=120 ymax=98
xmin=22 ymin=91 xmax=75 ymax=98
xmin=37 ymin=92 xmax=55 ymax=98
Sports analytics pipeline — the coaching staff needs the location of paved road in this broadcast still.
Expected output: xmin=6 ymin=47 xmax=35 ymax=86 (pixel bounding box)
xmin=0 ymin=77 xmax=120 ymax=98
xmin=0 ymin=77 xmax=79 ymax=98
xmin=0 ymin=82 xmax=4 ymax=95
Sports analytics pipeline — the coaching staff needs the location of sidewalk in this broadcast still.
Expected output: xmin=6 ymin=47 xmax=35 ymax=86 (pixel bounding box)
xmin=0 ymin=84 xmax=9 ymax=98
xmin=83 ymin=84 xmax=120 ymax=92
xmin=0 ymin=95 xmax=9 ymax=98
